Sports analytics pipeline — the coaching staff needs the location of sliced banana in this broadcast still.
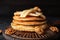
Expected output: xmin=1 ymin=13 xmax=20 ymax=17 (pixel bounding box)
xmin=14 ymin=11 xmax=21 ymax=16
xmin=20 ymin=9 xmax=33 ymax=17
xmin=14 ymin=7 xmax=45 ymax=19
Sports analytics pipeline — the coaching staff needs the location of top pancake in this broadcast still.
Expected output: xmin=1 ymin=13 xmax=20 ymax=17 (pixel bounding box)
xmin=13 ymin=15 xmax=46 ymax=21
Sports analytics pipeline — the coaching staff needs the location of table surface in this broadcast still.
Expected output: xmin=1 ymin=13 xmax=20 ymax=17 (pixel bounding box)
xmin=0 ymin=17 xmax=60 ymax=40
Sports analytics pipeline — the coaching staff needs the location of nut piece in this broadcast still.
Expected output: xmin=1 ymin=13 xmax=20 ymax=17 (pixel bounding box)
xmin=5 ymin=28 xmax=16 ymax=35
xmin=35 ymin=27 xmax=44 ymax=34
xmin=0 ymin=30 xmax=2 ymax=34
xmin=49 ymin=26 xmax=59 ymax=32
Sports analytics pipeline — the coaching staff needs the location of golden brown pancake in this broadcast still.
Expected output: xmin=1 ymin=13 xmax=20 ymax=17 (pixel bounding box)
xmin=13 ymin=16 xmax=45 ymax=21
xmin=11 ymin=23 xmax=47 ymax=32
xmin=12 ymin=20 xmax=46 ymax=25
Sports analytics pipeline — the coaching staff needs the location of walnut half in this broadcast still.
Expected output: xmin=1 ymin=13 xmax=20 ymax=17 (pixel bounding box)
xmin=5 ymin=28 xmax=16 ymax=35
xmin=49 ymin=26 xmax=59 ymax=32
xmin=35 ymin=27 xmax=44 ymax=34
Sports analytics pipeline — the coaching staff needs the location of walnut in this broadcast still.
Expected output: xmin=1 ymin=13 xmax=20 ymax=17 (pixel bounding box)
xmin=5 ymin=28 xmax=16 ymax=35
xmin=0 ymin=30 xmax=2 ymax=34
xmin=35 ymin=27 xmax=44 ymax=34
xmin=49 ymin=26 xmax=59 ymax=32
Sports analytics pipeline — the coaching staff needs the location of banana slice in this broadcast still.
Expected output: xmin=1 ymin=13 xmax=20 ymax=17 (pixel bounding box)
xmin=14 ymin=11 xmax=21 ymax=16
xmin=20 ymin=9 xmax=33 ymax=17
xmin=14 ymin=7 xmax=45 ymax=18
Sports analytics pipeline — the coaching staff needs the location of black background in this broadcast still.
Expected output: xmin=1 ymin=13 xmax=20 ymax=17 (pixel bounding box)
xmin=0 ymin=0 xmax=60 ymax=18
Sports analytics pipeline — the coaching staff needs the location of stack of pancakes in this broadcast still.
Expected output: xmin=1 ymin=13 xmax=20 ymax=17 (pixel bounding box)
xmin=11 ymin=7 xmax=48 ymax=34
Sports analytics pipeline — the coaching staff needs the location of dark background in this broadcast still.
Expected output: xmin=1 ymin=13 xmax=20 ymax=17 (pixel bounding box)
xmin=0 ymin=0 xmax=60 ymax=18
xmin=0 ymin=0 xmax=60 ymax=40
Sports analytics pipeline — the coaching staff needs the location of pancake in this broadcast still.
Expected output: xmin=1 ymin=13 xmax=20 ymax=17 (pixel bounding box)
xmin=11 ymin=22 xmax=47 ymax=30
xmin=12 ymin=20 xmax=46 ymax=25
xmin=13 ymin=16 xmax=45 ymax=21
xmin=13 ymin=19 xmax=46 ymax=22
